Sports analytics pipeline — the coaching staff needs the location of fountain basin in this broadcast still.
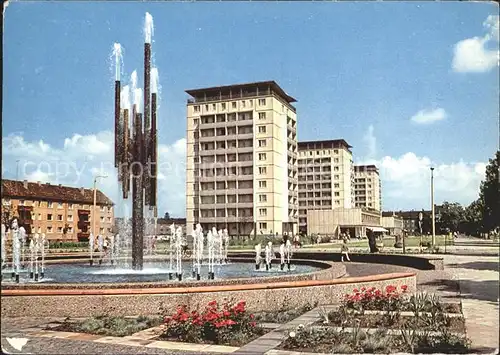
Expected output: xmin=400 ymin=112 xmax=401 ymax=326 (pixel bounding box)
xmin=0 ymin=258 xmax=343 ymax=290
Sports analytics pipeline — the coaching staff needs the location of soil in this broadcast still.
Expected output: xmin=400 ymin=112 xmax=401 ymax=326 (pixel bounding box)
xmin=315 ymin=312 xmax=466 ymax=333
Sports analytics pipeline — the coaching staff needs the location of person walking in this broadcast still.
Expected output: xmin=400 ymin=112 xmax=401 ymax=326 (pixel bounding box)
xmin=341 ymin=238 xmax=351 ymax=262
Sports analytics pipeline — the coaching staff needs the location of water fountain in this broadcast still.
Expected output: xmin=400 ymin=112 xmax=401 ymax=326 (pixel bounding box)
xmin=89 ymin=233 xmax=94 ymax=266
xmin=168 ymin=224 xmax=175 ymax=280
xmin=255 ymin=243 xmax=262 ymax=270
xmin=207 ymin=230 xmax=215 ymax=279
xmin=265 ymin=241 xmax=274 ymax=271
xmin=114 ymin=11 xmax=159 ymax=271
xmin=10 ymin=219 xmax=21 ymax=283
xmin=192 ymin=224 xmax=203 ymax=280
xmin=174 ymin=226 xmax=183 ymax=281
xmin=1 ymin=224 xmax=6 ymax=278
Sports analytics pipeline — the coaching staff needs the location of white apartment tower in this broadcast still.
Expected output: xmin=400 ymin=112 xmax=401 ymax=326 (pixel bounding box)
xmin=297 ymin=140 xmax=354 ymax=233
xmin=353 ymin=165 xmax=382 ymax=211
xmin=185 ymin=81 xmax=299 ymax=237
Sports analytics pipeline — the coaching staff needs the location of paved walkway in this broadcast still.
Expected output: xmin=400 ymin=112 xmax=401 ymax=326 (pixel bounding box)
xmin=443 ymin=255 xmax=499 ymax=352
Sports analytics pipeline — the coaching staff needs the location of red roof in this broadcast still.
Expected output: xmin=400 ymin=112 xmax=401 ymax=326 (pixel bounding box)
xmin=1 ymin=179 xmax=114 ymax=206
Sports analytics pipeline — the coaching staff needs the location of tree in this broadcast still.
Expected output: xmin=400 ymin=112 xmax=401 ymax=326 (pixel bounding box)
xmin=164 ymin=212 xmax=170 ymax=219
xmin=463 ymin=199 xmax=483 ymax=236
xmin=479 ymin=150 xmax=500 ymax=233
xmin=438 ymin=202 xmax=465 ymax=233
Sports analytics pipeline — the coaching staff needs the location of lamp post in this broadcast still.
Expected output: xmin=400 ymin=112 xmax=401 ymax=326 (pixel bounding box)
xmin=92 ymin=175 xmax=108 ymax=240
xmin=430 ymin=167 xmax=436 ymax=247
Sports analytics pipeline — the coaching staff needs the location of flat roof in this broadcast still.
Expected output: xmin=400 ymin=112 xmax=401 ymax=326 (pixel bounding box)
xmin=185 ymin=80 xmax=297 ymax=103
xmin=298 ymin=139 xmax=352 ymax=149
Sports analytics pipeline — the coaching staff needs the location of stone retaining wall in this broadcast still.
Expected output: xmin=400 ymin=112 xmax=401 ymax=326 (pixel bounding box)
xmin=1 ymin=273 xmax=416 ymax=318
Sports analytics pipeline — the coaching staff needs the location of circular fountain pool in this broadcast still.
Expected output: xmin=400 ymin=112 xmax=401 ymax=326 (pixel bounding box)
xmin=1 ymin=260 xmax=323 ymax=284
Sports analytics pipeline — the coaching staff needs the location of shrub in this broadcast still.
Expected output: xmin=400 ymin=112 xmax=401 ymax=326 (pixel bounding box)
xmin=160 ymin=300 xmax=263 ymax=345
xmin=394 ymin=242 xmax=403 ymax=248
xmin=342 ymin=285 xmax=409 ymax=312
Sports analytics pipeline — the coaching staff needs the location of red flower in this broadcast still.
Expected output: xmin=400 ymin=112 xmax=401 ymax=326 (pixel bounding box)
xmin=401 ymin=285 xmax=408 ymax=292
xmin=164 ymin=316 xmax=171 ymax=323
xmin=250 ymin=321 xmax=256 ymax=327
xmin=208 ymin=300 xmax=217 ymax=307
xmin=353 ymin=288 xmax=359 ymax=293
xmin=223 ymin=310 xmax=231 ymax=317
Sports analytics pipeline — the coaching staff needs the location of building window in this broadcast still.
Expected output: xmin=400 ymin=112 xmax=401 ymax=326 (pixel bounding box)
xmin=258 ymin=125 xmax=266 ymax=133
xmin=212 ymin=103 xmax=216 ymax=111
xmin=48 ymin=201 xmax=53 ymax=208
xmin=57 ymin=214 xmax=63 ymax=221
xmin=68 ymin=214 xmax=73 ymax=222
xmin=100 ymin=216 xmax=104 ymax=222
xmin=335 ymin=192 xmax=340 ymax=197
xmin=334 ymin=149 xmax=338 ymax=154
xmin=100 ymin=206 xmax=105 ymax=212
xmin=68 ymin=203 xmax=73 ymax=210
xmin=38 ymin=227 xmax=42 ymax=233
xmin=232 ymin=102 xmax=237 ymax=109
xmin=258 ymin=153 xmax=266 ymax=161
xmin=38 ymin=213 xmax=42 ymax=221
xmin=100 ymin=227 xmax=104 ymax=233
xmin=259 ymin=181 xmax=267 ymax=188
xmin=258 ymin=99 xmax=266 ymax=106
xmin=258 ymin=139 xmax=266 ymax=147
xmin=259 ymin=112 xmax=266 ymax=119
xmin=221 ymin=103 xmax=226 ymax=110
xmin=68 ymin=227 xmax=73 ymax=233
xmin=47 ymin=226 xmax=53 ymax=233
xmin=334 ymin=166 xmax=339 ymax=171
xmin=241 ymin=101 xmax=246 ymax=108
xmin=108 ymin=217 xmax=112 ymax=222
xmin=259 ymin=222 xmax=267 ymax=230
xmin=259 ymin=194 xmax=267 ymax=202
xmin=259 ymin=167 xmax=267 ymax=175
xmin=58 ymin=202 xmax=63 ymax=208
xmin=194 ymin=105 xmax=200 ymax=112
xmin=57 ymin=226 xmax=63 ymax=233
xmin=204 ymin=104 xmax=209 ymax=111
xmin=47 ymin=214 xmax=53 ymax=221
xmin=259 ymin=208 xmax=267 ymax=216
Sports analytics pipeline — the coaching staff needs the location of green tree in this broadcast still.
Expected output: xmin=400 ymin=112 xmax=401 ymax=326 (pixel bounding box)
xmin=164 ymin=212 xmax=170 ymax=219
xmin=463 ymin=199 xmax=483 ymax=236
xmin=479 ymin=150 xmax=500 ymax=232
xmin=438 ymin=202 xmax=465 ymax=233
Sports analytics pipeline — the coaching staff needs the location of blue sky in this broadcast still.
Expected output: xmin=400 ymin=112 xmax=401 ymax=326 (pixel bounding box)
xmin=3 ymin=2 xmax=499 ymax=216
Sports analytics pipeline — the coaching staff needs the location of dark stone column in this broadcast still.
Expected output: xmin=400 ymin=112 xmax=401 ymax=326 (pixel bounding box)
xmin=132 ymin=112 xmax=144 ymax=270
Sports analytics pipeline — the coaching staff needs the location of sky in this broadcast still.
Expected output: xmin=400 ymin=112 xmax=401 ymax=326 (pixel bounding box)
xmin=2 ymin=1 xmax=499 ymax=217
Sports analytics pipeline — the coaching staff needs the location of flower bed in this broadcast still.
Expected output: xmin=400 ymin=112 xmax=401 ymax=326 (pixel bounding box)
xmin=342 ymin=285 xmax=460 ymax=313
xmin=158 ymin=299 xmax=266 ymax=347
xmin=48 ymin=315 xmax=162 ymax=337
xmin=279 ymin=325 xmax=472 ymax=354
xmin=277 ymin=286 xmax=470 ymax=354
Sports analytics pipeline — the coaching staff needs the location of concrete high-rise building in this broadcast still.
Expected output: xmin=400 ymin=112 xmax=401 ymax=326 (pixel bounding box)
xmin=185 ymin=81 xmax=298 ymax=237
xmin=297 ymin=140 xmax=354 ymax=233
xmin=353 ymin=165 xmax=381 ymax=211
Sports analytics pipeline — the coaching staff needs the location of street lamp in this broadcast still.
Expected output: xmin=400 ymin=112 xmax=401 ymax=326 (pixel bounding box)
xmin=92 ymin=175 xmax=108 ymax=239
xmin=430 ymin=167 xmax=436 ymax=247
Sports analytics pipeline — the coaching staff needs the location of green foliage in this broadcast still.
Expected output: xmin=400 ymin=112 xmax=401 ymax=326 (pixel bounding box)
xmin=479 ymin=150 xmax=500 ymax=233
xmin=59 ymin=315 xmax=162 ymax=337
xmin=438 ymin=202 xmax=465 ymax=233
xmin=50 ymin=241 xmax=88 ymax=249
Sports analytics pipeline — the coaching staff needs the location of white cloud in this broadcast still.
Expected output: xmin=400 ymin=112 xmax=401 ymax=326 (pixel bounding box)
xmin=360 ymin=152 xmax=486 ymax=210
xmin=363 ymin=125 xmax=376 ymax=160
xmin=452 ymin=15 xmax=500 ymax=73
xmin=2 ymin=131 xmax=187 ymax=217
xmin=410 ymin=108 xmax=447 ymax=125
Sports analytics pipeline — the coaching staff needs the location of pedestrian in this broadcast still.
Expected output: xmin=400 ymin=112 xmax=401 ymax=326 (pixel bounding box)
xmin=341 ymin=238 xmax=351 ymax=262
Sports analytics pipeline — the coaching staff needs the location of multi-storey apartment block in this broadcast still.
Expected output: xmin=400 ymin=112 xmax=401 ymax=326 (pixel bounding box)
xmin=297 ymin=139 xmax=354 ymax=233
xmin=353 ymin=165 xmax=382 ymax=211
xmin=185 ymin=81 xmax=299 ymax=237
xmin=1 ymin=179 xmax=114 ymax=242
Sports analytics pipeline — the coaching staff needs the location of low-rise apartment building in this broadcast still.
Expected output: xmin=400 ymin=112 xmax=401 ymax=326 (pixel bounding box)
xmin=1 ymin=179 xmax=114 ymax=242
